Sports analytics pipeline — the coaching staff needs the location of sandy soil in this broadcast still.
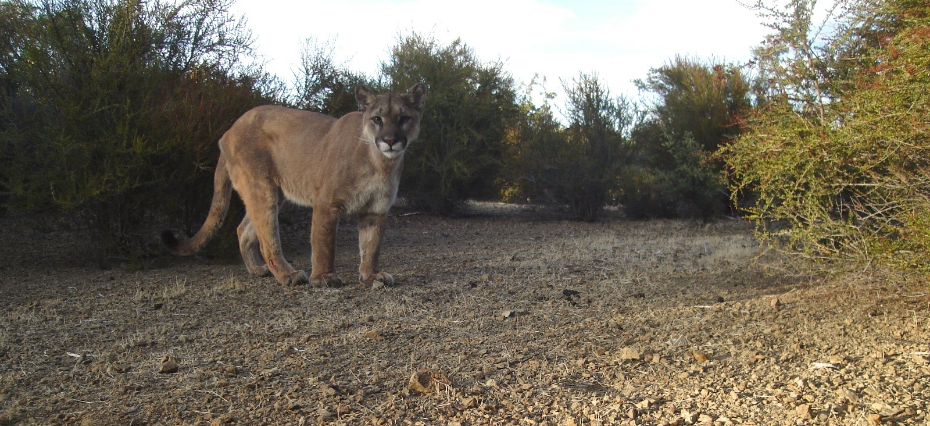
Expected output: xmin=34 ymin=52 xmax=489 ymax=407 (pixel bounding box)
xmin=0 ymin=203 xmax=928 ymax=426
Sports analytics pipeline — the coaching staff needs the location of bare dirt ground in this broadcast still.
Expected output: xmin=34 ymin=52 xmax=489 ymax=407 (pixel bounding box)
xmin=0 ymin=203 xmax=928 ymax=426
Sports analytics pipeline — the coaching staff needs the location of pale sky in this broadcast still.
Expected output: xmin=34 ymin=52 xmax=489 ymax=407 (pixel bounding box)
xmin=230 ymin=0 xmax=771 ymax=102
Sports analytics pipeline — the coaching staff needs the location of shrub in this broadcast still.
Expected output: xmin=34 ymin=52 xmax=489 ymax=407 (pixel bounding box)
xmin=623 ymin=56 xmax=749 ymax=219
xmin=509 ymin=73 xmax=632 ymax=221
xmin=381 ymin=33 xmax=519 ymax=215
xmin=0 ymin=0 xmax=275 ymax=262
xmin=724 ymin=0 xmax=930 ymax=272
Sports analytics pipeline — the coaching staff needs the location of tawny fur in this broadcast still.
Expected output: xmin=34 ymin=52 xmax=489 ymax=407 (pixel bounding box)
xmin=163 ymin=84 xmax=427 ymax=287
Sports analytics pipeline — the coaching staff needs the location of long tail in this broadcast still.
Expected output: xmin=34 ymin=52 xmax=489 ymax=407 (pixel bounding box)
xmin=161 ymin=155 xmax=233 ymax=255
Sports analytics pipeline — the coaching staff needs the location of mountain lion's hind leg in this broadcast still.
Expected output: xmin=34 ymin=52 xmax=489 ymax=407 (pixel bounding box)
xmin=238 ymin=180 xmax=308 ymax=285
xmin=237 ymin=215 xmax=271 ymax=277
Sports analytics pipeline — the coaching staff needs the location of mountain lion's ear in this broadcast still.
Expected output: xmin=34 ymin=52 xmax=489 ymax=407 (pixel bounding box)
xmin=356 ymin=85 xmax=376 ymax=110
xmin=407 ymin=83 xmax=427 ymax=110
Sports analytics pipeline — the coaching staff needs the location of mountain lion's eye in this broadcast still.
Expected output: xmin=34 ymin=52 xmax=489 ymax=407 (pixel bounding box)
xmin=372 ymin=116 xmax=383 ymax=125
xmin=399 ymin=116 xmax=410 ymax=125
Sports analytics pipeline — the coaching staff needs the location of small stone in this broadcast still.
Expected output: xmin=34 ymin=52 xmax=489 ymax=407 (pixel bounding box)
xmin=681 ymin=409 xmax=697 ymax=424
xmin=160 ymin=359 xmax=179 ymax=374
xmin=210 ymin=415 xmax=235 ymax=426
xmin=836 ymin=388 xmax=859 ymax=403
xmin=871 ymin=403 xmax=902 ymax=417
xmin=691 ymin=351 xmax=709 ymax=364
xmin=335 ymin=404 xmax=350 ymax=415
xmin=770 ymin=297 xmax=781 ymax=308
xmin=796 ymin=404 xmax=813 ymax=420
xmin=317 ymin=408 xmax=334 ymax=420
xmin=460 ymin=396 xmax=478 ymax=408
xmin=635 ymin=398 xmax=654 ymax=409
xmin=866 ymin=413 xmax=882 ymax=425
xmin=408 ymin=370 xmax=450 ymax=394
xmin=697 ymin=414 xmax=714 ymax=424
xmin=828 ymin=355 xmax=846 ymax=364
xmin=320 ymin=384 xmax=339 ymax=396
xmin=619 ymin=347 xmax=642 ymax=361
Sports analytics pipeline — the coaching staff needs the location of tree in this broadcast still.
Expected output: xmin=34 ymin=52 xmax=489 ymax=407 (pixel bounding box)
xmin=623 ymin=56 xmax=751 ymax=219
xmin=381 ymin=32 xmax=519 ymax=215
xmin=509 ymin=73 xmax=631 ymax=221
xmin=293 ymin=37 xmax=372 ymax=117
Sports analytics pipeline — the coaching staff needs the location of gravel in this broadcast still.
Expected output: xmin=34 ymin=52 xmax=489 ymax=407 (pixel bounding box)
xmin=0 ymin=203 xmax=927 ymax=425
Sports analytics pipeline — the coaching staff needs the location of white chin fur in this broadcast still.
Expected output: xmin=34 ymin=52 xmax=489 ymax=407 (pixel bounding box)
xmin=377 ymin=141 xmax=404 ymax=159
xmin=380 ymin=149 xmax=403 ymax=159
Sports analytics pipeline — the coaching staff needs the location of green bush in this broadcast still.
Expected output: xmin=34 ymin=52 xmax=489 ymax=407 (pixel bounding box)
xmin=508 ymin=74 xmax=631 ymax=221
xmin=381 ymin=33 xmax=520 ymax=215
xmin=724 ymin=0 xmax=930 ymax=272
xmin=622 ymin=56 xmax=749 ymax=219
xmin=0 ymin=0 xmax=275 ymax=262
xmin=622 ymin=134 xmax=725 ymax=220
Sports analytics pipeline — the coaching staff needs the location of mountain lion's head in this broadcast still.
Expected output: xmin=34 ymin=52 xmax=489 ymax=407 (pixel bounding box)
xmin=356 ymin=83 xmax=428 ymax=159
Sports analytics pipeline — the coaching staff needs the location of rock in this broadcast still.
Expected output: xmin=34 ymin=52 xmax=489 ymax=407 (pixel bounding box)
xmin=836 ymin=388 xmax=859 ymax=403
xmin=317 ymin=408 xmax=334 ymax=421
xmin=796 ymin=404 xmax=813 ymax=420
xmin=460 ymin=396 xmax=478 ymax=408
xmin=691 ymin=351 xmax=709 ymax=364
xmin=408 ymin=370 xmax=450 ymax=394
xmin=159 ymin=358 xmax=179 ymax=374
xmin=866 ymin=413 xmax=882 ymax=425
xmin=619 ymin=347 xmax=642 ymax=361
xmin=635 ymin=398 xmax=655 ymax=409
xmin=770 ymin=297 xmax=781 ymax=309
xmin=209 ymin=414 xmax=235 ymax=426
xmin=681 ymin=409 xmax=697 ymax=424
xmin=871 ymin=403 xmax=902 ymax=417
xmin=320 ymin=384 xmax=339 ymax=396
xmin=697 ymin=414 xmax=714 ymax=424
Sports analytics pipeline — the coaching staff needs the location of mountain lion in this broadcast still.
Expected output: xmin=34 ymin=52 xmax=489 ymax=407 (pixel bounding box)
xmin=162 ymin=84 xmax=427 ymax=287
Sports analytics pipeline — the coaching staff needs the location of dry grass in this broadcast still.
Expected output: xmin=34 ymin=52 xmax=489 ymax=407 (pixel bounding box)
xmin=0 ymin=204 xmax=927 ymax=425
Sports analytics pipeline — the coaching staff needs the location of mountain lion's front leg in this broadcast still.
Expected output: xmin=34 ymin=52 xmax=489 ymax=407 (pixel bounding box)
xmin=358 ymin=213 xmax=394 ymax=288
xmin=310 ymin=206 xmax=343 ymax=287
